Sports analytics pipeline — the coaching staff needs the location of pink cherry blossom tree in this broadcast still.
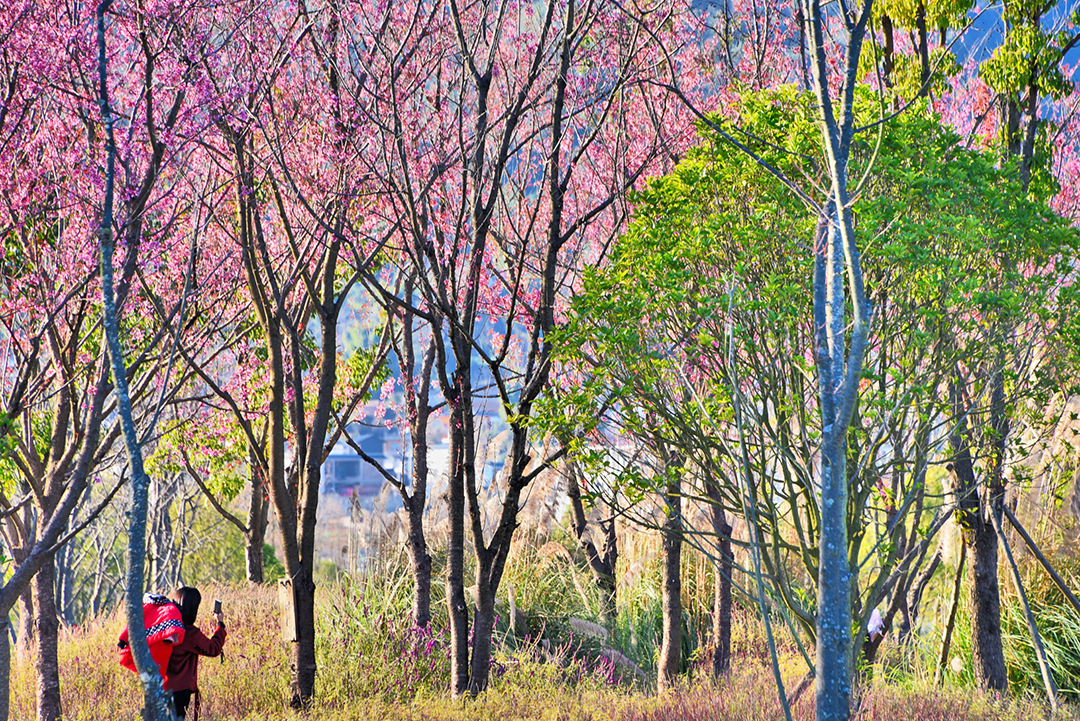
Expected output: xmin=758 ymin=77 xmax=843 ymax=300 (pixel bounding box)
xmin=346 ymin=0 xmax=707 ymax=695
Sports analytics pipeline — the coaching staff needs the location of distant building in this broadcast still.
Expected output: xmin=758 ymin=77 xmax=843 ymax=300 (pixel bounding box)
xmin=322 ymin=423 xmax=405 ymax=508
xmin=321 ymin=407 xmax=505 ymax=508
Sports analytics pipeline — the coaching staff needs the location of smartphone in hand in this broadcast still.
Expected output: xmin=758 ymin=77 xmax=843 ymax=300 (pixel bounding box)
xmin=213 ymin=599 xmax=222 ymax=614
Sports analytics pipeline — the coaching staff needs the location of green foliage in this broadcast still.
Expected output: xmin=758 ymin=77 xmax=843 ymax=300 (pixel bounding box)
xmin=546 ymin=84 xmax=1080 ymax=657
xmin=342 ymin=342 xmax=390 ymax=401
xmin=892 ymin=48 xmax=962 ymax=98
xmin=0 ymin=411 xmax=53 ymax=496
xmin=263 ymin=542 xmax=286 ymax=583
xmin=553 ymin=81 xmax=1080 ymax=474
xmin=979 ymin=2 xmax=1078 ymax=102
xmin=147 ymin=421 xmax=249 ymax=502
xmin=181 ymin=508 xmax=249 ymax=586
xmin=876 ymin=0 xmax=974 ymax=31
xmin=1 ymin=210 xmax=60 ymax=280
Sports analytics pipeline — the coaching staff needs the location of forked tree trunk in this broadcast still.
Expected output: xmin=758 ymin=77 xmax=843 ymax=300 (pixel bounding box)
xmin=463 ymin=422 xmax=541 ymax=695
xmin=567 ymin=464 xmax=618 ymax=626
xmin=947 ymin=377 xmax=1008 ymax=691
xmin=658 ymin=466 xmax=683 ymax=693
xmin=33 ymin=559 xmax=61 ymax=721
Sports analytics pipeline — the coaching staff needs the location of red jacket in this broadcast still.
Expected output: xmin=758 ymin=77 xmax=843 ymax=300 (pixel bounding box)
xmin=164 ymin=623 xmax=226 ymax=692
xmin=118 ymin=597 xmax=185 ymax=678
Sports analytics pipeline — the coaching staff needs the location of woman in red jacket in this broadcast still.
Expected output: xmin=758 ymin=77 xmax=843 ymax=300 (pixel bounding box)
xmin=166 ymin=587 xmax=226 ymax=719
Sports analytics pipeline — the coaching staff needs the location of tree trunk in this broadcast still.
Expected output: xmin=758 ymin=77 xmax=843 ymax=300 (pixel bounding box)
xmin=12 ymin=543 xmax=32 ymax=667
xmin=947 ymin=487 xmax=1007 ymax=690
xmin=17 ymin=587 xmax=32 ymax=666
xmin=968 ymin=515 xmax=1007 ymax=690
xmin=288 ymin=568 xmax=317 ymax=707
xmin=407 ymin=496 xmax=432 ymax=629
xmin=244 ymin=466 xmax=267 ymax=585
xmin=97 ymin=1 xmax=175 ymax=713
xmin=712 ymin=507 xmax=733 ymax=677
xmin=468 ymin=577 xmax=496 ymax=692
xmin=244 ymin=534 xmax=265 ymax=586
xmin=812 ymin=211 xmax=858 ymax=721
xmin=446 ymin=385 xmax=470 ymax=697
xmin=0 ymin=618 xmax=9 ymax=721
xmin=598 ymin=524 xmax=618 ymax=626
xmin=244 ymin=540 xmax=265 ymax=585
xmin=914 ymin=2 xmax=930 ymax=96
xmin=567 ymin=464 xmax=617 ymax=626
xmin=404 ymin=338 xmax=433 ymax=629
xmin=658 ymin=467 xmax=682 ymax=694
xmin=464 ymin=424 xmax=535 ymax=695
xmin=33 ymin=559 xmax=62 ymax=721
xmin=880 ymin=14 xmax=895 ymax=88
xmin=947 ymin=372 xmax=1008 ymax=691
xmin=936 ymin=541 xmax=966 ymax=685
xmin=816 ymin=435 xmax=852 ymax=716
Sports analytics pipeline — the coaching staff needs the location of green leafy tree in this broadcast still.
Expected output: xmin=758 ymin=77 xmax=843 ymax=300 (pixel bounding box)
xmin=549 ymin=84 xmax=1080 ymax=700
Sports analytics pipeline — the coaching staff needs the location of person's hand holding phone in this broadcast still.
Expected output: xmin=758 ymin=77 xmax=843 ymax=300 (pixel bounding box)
xmin=213 ymin=599 xmax=224 ymax=626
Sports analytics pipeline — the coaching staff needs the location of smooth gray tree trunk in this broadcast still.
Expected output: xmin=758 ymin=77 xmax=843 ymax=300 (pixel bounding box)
xmin=96 ymin=2 xmax=174 ymax=717
xmin=801 ymin=0 xmax=875 ymax=701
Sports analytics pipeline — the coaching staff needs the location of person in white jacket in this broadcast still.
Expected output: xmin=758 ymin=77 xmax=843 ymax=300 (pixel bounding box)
xmin=867 ymin=608 xmax=885 ymax=642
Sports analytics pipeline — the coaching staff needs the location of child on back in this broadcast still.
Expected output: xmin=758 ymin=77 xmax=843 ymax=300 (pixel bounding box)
xmin=166 ymin=587 xmax=226 ymax=719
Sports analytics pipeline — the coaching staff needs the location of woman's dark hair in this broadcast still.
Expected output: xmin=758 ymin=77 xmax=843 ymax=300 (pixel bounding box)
xmin=174 ymin=586 xmax=201 ymax=627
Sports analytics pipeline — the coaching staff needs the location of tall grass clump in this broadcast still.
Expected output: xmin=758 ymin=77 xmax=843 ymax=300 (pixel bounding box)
xmin=316 ymin=574 xmax=452 ymax=704
xmin=1000 ymin=555 xmax=1080 ymax=702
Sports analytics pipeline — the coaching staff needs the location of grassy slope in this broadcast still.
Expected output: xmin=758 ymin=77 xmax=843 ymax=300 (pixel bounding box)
xmin=10 ymin=581 xmax=1074 ymax=721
